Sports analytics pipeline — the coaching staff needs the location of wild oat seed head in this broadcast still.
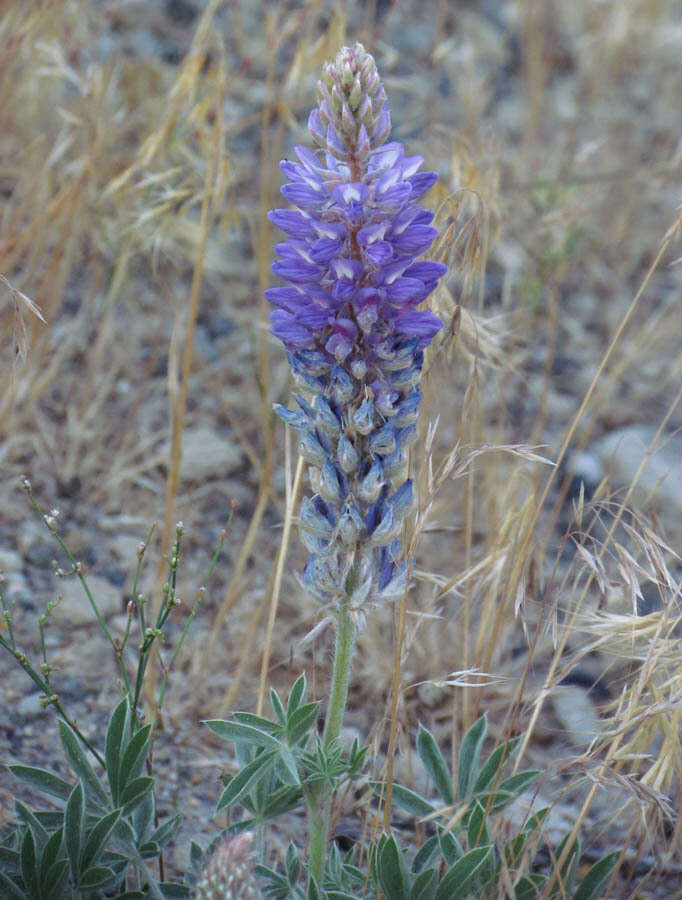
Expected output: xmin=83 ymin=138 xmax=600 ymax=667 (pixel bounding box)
xmin=267 ymin=44 xmax=446 ymax=613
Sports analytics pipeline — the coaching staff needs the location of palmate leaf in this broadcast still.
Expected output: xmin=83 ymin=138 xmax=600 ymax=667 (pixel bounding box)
xmin=287 ymin=673 xmax=307 ymax=715
xmin=43 ymin=859 xmax=70 ymax=900
xmin=148 ymin=814 xmax=182 ymax=850
xmin=410 ymin=867 xmax=438 ymax=900
xmin=120 ymin=777 xmax=154 ymax=817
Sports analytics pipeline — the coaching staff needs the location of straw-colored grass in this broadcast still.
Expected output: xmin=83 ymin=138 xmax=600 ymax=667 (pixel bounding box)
xmin=1 ymin=0 xmax=680 ymax=894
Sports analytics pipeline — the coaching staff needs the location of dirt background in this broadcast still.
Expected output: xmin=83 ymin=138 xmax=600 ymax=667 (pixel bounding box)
xmin=1 ymin=1 xmax=681 ymax=895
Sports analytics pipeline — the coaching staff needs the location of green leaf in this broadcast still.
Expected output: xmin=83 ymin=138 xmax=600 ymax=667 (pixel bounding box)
xmin=39 ymin=828 xmax=64 ymax=894
xmin=375 ymin=834 xmax=409 ymax=900
xmin=64 ymin=781 xmax=85 ymax=881
xmin=9 ymin=765 xmax=73 ymax=804
xmin=573 ymin=852 xmax=620 ymax=900
xmin=140 ymin=841 xmax=160 ymax=859
xmin=216 ymin=750 xmax=278 ymax=811
xmin=515 ymin=874 xmax=547 ymax=899
xmin=118 ymin=724 xmax=152 ymax=793
xmin=0 ymin=871 xmax=25 ymax=900
xmin=370 ymin=782 xmax=435 ymax=818
xmin=158 ymin=883 xmax=191 ymax=898
xmin=120 ymin=776 xmax=154 ymax=816
xmin=411 ymin=867 xmax=438 ymax=900
xmin=467 ymin=800 xmax=491 ymax=849
xmin=15 ymin=799 xmax=48 ymax=846
xmin=80 ymin=807 xmax=121 ymax=873
xmin=105 ymin=697 xmax=130 ymax=805
xmin=277 ymin=746 xmax=301 ymax=786
xmin=149 ymin=814 xmax=182 ymax=849
xmin=58 ymin=722 xmax=109 ymax=809
xmin=473 ymin=736 xmax=522 ymax=793
xmin=270 ymin=688 xmax=286 ymax=725
xmin=232 ymin=711 xmax=282 ymax=734
xmin=116 ymin=893 xmax=147 ymax=899
xmin=77 ymin=864 xmax=116 ymax=889
xmin=261 ymin=784 xmax=304 ymax=819
xmin=417 ymin=725 xmax=455 ymax=806
xmin=205 ymin=719 xmax=282 ymax=750
xmin=307 ymin=874 xmax=321 ymax=900
xmin=550 ymin=834 xmax=580 ymax=897
xmin=497 ymin=771 xmax=540 ymax=799
xmin=286 ymin=701 xmax=320 ymax=745
xmin=133 ymin=786 xmax=155 ymax=842
xmin=438 ymin=829 xmax=464 ymax=867
xmin=435 ymin=845 xmax=493 ymax=900
xmin=287 ymin=673 xmax=307 ymax=715
xmin=43 ymin=859 xmax=70 ymax=900
xmin=412 ymin=834 xmax=439 ymax=874
xmin=20 ymin=826 xmax=39 ymax=900
xmin=457 ymin=714 xmax=487 ymax=801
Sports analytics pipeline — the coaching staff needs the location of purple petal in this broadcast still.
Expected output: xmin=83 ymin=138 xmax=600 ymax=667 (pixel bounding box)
xmin=386 ymin=277 xmax=425 ymax=303
xmin=272 ymin=259 xmax=321 ymax=283
xmin=295 ymin=304 xmax=331 ymax=329
xmin=294 ymin=145 xmax=323 ymax=173
xmin=407 ymin=171 xmax=438 ymax=200
xmin=391 ymin=225 xmax=438 ymax=255
xmin=332 ymin=182 xmax=369 ymax=206
xmin=404 ymin=261 xmax=448 ymax=283
xmin=310 ymin=237 xmax=342 ymax=262
xmin=281 ymin=182 xmax=327 ymax=210
xmin=265 ymin=286 xmax=308 ymax=312
xmin=366 ymin=240 xmax=393 ymax=265
xmin=268 ymin=209 xmax=315 ymax=238
xmin=395 ymin=310 xmax=442 ymax=342
xmin=325 ymin=332 xmax=353 ymax=362
xmin=270 ymin=310 xmax=314 ymax=347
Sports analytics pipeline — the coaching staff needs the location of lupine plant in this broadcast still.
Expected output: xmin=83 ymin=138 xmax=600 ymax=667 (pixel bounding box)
xmin=206 ymin=43 xmax=619 ymax=899
xmin=1 ymin=42 xmax=620 ymax=900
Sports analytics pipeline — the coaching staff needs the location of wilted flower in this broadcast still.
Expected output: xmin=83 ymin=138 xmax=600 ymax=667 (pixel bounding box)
xmin=267 ymin=43 xmax=446 ymax=613
xmin=194 ymin=833 xmax=261 ymax=900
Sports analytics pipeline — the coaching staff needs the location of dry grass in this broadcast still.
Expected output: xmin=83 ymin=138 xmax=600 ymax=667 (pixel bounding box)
xmin=1 ymin=0 xmax=681 ymax=894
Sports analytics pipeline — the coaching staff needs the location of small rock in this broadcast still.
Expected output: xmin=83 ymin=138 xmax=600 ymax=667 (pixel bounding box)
xmin=176 ymin=427 xmax=242 ymax=482
xmin=52 ymin=574 xmax=123 ymax=626
xmin=594 ymin=426 xmax=682 ymax=530
xmin=552 ymin=685 xmax=601 ymax=750
xmin=16 ymin=692 xmax=47 ymax=719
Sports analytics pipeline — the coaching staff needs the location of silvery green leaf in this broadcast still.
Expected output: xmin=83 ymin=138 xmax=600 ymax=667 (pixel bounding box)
xmin=457 ymin=714 xmax=487 ymax=800
xmin=473 ymin=735 xmax=521 ymax=793
xmin=119 ymin=724 xmax=152 ymax=795
xmin=417 ymin=725 xmax=454 ymax=806
xmin=9 ymin=765 xmax=73 ymax=805
xmin=58 ymin=722 xmax=109 ymax=810
xmin=574 ymin=852 xmax=620 ymax=900
xmin=216 ymin=751 xmax=278 ymax=812
xmin=20 ymin=826 xmax=39 ymax=899
xmin=77 ymin=865 xmax=116 ymax=890
xmin=119 ymin=777 xmax=154 ymax=816
xmin=205 ymin=720 xmax=282 ymax=750
xmin=80 ymin=807 xmax=121 ymax=874
xmin=64 ymin=781 xmax=85 ymax=882
xmin=105 ymin=697 xmax=130 ymax=806
xmin=434 ymin=846 xmax=493 ymax=900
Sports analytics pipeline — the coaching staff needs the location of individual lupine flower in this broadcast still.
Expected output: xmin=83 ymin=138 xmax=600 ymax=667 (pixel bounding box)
xmin=267 ymin=43 xmax=446 ymax=613
xmin=194 ymin=833 xmax=261 ymax=900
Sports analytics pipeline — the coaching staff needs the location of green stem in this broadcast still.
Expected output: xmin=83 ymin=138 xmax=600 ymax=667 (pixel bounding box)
xmin=307 ymin=596 xmax=356 ymax=888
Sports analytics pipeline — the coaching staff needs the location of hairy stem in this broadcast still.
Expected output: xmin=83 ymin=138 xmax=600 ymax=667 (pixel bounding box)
xmin=307 ymin=594 xmax=356 ymax=887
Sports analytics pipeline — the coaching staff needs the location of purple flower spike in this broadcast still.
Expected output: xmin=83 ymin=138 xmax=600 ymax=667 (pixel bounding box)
xmin=268 ymin=43 xmax=446 ymax=613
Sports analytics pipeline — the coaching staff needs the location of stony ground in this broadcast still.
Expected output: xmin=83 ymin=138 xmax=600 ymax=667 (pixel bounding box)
xmin=1 ymin=1 xmax=681 ymax=895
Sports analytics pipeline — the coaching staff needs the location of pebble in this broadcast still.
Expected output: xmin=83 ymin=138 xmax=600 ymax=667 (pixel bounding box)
xmin=51 ymin=574 xmax=123 ymax=626
xmin=175 ymin=426 xmax=242 ymax=483
xmin=551 ymin=685 xmax=601 ymax=751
